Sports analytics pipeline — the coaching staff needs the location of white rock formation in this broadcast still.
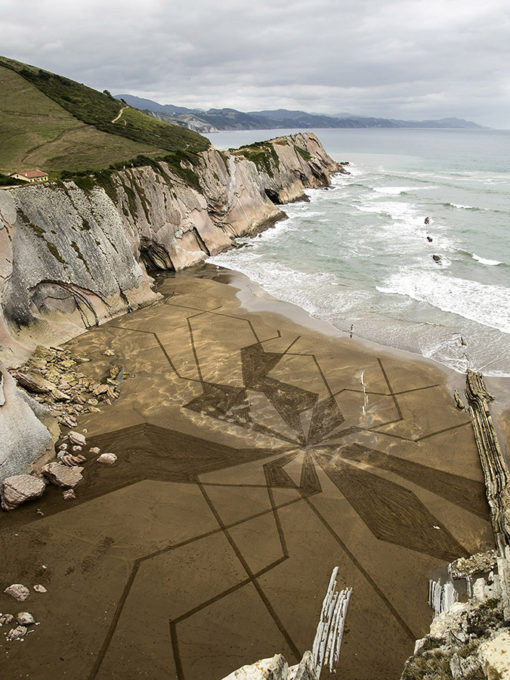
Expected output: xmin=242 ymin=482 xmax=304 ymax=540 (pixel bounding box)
xmin=478 ymin=630 xmax=510 ymax=679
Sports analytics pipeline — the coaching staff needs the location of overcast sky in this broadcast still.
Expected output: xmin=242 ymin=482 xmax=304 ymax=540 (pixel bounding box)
xmin=2 ymin=0 xmax=509 ymax=127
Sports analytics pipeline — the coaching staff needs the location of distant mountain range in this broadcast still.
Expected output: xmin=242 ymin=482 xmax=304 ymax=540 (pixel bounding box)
xmin=115 ymin=94 xmax=483 ymax=133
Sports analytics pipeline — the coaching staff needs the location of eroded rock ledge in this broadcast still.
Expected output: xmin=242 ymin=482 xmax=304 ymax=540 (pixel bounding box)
xmin=0 ymin=132 xmax=341 ymax=365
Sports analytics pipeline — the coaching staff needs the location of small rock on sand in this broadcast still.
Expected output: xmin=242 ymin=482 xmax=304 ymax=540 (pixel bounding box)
xmin=0 ymin=614 xmax=14 ymax=625
xmin=1 ymin=475 xmax=46 ymax=511
xmin=16 ymin=612 xmax=35 ymax=626
xmin=97 ymin=453 xmax=117 ymax=465
xmin=42 ymin=462 xmax=83 ymax=488
xmin=68 ymin=431 xmax=86 ymax=446
xmin=33 ymin=585 xmax=47 ymax=593
xmin=60 ymin=453 xmax=86 ymax=467
xmin=104 ymin=349 xmax=115 ymax=356
xmin=62 ymin=488 xmax=76 ymax=501
xmin=4 ymin=584 xmax=30 ymax=602
xmin=7 ymin=625 xmax=27 ymax=640
xmin=89 ymin=447 xmax=100 ymax=455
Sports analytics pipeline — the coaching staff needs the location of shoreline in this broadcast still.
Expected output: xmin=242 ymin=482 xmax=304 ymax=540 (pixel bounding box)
xmin=190 ymin=262 xmax=510 ymax=438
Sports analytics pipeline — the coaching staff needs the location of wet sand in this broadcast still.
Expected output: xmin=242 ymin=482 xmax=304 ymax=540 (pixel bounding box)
xmin=0 ymin=269 xmax=494 ymax=680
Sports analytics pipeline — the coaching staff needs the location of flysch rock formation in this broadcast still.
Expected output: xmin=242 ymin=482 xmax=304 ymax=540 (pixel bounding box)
xmin=0 ymin=132 xmax=341 ymax=367
xmin=0 ymin=132 xmax=341 ymax=482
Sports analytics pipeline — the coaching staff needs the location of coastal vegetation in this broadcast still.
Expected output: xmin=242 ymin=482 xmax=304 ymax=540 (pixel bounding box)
xmin=0 ymin=56 xmax=210 ymax=177
xmin=0 ymin=172 xmax=23 ymax=186
xmin=233 ymin=140 xmax=281 ymax=177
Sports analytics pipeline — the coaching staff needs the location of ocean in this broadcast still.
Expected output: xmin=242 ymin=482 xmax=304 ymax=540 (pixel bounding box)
xmin=207 ymin=128 xmax=510 ymax=377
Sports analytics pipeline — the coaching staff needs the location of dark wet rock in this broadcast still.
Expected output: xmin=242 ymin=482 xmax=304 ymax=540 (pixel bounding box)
xmin=427 ymin=236 xmax=433 ymax=242
xmin=42 ymin=462 xmax=83 ymax=488
xmin=1 ymin=474 xmax=46 ymax=511
xmin=432 ymin=254 xmax=441 ymax=263
xmin=4 ymin=584 xmax=30 ymax=602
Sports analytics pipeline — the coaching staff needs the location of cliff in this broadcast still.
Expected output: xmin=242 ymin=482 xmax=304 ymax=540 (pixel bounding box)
xmin=0 ymin=132 xmax=341 ymax=365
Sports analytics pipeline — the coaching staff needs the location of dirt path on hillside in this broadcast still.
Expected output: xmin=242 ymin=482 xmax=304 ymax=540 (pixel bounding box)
xmin=111 ymin=105 xmax=127 ymax=124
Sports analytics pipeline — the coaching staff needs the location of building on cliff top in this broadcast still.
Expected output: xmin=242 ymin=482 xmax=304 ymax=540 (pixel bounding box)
xmin=9 ymin=169 xmax=48 ymax=183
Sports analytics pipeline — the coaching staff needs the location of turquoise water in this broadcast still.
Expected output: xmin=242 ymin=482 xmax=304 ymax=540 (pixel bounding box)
xmin=208 ymin=129 xmax=510 ymax=376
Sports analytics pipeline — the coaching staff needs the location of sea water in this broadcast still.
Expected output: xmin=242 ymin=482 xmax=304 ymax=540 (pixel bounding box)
xmin=207 ymin=128 xmax=510 ymax=377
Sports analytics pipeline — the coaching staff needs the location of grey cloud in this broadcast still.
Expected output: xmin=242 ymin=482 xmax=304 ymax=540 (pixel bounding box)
xmin=1 ymin=0 xmax=509 ymax=127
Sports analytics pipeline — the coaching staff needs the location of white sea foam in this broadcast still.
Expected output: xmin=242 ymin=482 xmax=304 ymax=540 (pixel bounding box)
xmin=377 ymin=270 xmax=510 ymax=334
xmin=374 ymin=186 xmax=416 ymax=195
xmin=472 ymin=253 xmax=502 ymax=266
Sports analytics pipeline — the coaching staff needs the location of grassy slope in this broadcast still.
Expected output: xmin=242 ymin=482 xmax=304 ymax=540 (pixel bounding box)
xmin=0 ymin=66 xmax=164 ymax=174
xmin=0 ymin=56 xmax=210 ymax=175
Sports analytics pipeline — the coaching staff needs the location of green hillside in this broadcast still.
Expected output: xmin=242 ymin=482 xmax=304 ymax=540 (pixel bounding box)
xmin=0 ymin=56 xmax=210 ymax=176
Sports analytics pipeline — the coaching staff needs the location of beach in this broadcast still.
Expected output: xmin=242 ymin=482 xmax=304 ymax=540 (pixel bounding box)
xmin=0 ymin=266 xmax=495 ymax=680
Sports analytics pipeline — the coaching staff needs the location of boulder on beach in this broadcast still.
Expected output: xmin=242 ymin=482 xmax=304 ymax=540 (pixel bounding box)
xmin=16 ymin=612 xmax=35 ymax=626
xmin=7 ymin=625 xmax=27 ymax=640
xmin=4 ymin=584 xmax=30 ymax=602
xmin=1 ymin=474 xmax=46 ymax=511
xmin=0 ymin=365 xmax=54 ymax=483
xmin=42 ymin=462 xmax=83 ymax=488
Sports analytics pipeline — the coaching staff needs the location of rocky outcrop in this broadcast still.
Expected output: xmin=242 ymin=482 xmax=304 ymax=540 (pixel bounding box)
xmin=401 ymin=571 xmax=507 ymax=680
xmin=466 ymin=370 xmax=510 ymax=555
xmin=0 ymin=363 xmax=54 ymax=481
xmin=0 ymin=132 xmax=340 ymax=365
xmin=400 ymin=371 xmax=510 ymax=679
xmin=222 ymin=651 xmax=317 ymax=680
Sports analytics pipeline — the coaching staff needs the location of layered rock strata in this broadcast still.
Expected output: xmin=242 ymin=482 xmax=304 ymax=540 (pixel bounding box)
xmin=399 ymin=371 xmax=510 ymax=679
xmin=0 ymin=133 xmax=341 ymax=365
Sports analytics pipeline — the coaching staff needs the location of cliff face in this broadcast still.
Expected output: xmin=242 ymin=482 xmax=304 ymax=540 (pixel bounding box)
xmin=0 ymin=132 xmax=340 ymax=364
